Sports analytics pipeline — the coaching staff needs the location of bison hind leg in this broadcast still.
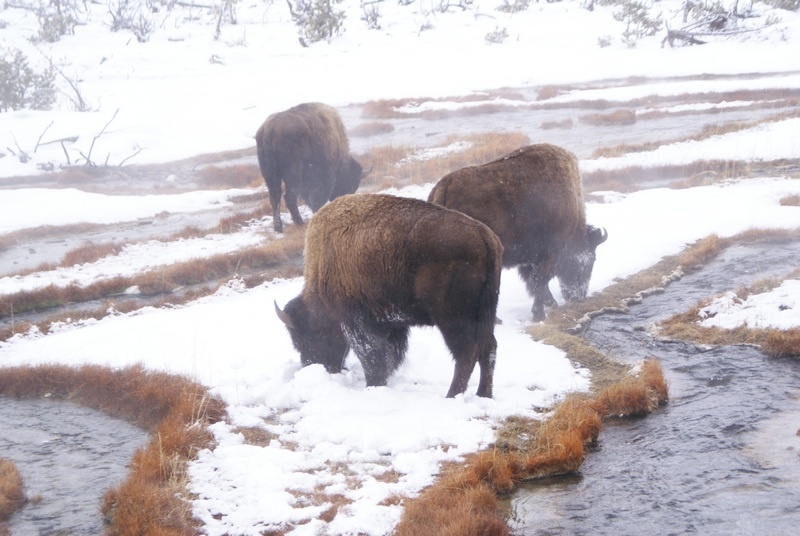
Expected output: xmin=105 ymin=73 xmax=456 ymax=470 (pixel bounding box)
xmin=342 ymin=318 xmax=408 ymax=389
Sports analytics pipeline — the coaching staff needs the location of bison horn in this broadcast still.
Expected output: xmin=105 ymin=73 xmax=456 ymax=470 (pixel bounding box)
xmin=361 ymin=163 xmax=375 ymax=179
xmin=589 ymin=225 xmax=608 ymax=246
xmin=274 ymin=300 xmax=295 ymax=329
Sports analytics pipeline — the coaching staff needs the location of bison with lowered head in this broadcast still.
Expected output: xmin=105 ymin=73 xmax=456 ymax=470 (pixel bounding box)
xmin=428 ymin=143 xmax=607 ymax=322
xmin=256 ymin=102 xmax=366 ymax=233
xmin=275 ymin=193 xmax=503 ymax=398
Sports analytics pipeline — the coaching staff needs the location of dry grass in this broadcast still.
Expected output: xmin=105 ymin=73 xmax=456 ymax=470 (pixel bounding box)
xmin=781 ymin=194 xmax=800 ymax=207
xmin=195 ymin=164 xmax=263 ymax=190
xmin=0 ymin=458 xmax=25 ymax=522
xmin=580 ymin=109 xmax=636 ymax=126
xmin=395 ymin=361 xmax=668 ymax=535
xmin=657 ymin=264 xmax=800 ymax=359
xmin=359 ymin=131 xmax=530 ymax=192
xmin=581 ymin=160 xmax=762 ymax=193
xmin=540 ymin=118 xmax=574 ymax=130
xmin=0 ymin=364 xmax=226 ymax=534
xmin=591 ymin=110 xmax=800 ymax=161
xmin=361 ymin=91 xmax=527 ymax=120
xmin=0 ymin=225 xmax=306 ymax=334
xmin=349 ymin=121 xmax=395 ymax=138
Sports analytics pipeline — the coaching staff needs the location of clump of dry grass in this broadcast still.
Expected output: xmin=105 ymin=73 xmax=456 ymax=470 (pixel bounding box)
xmin=0 ymin=458 xmax=25 ymax=522
xmin=349 ymin=121 xmax=395 ymax=137
xmin=780 ymin=194 xmax=800 ymax=207
xmin=195 ymin=164 xmax=263 ymax=189
xmin=0 ymin=364 xmax=226 ymax=534
xmin=581 ymin=109 xmax=636 ymax=126
xmin=540 ymin=118 xmax=574 ymax=130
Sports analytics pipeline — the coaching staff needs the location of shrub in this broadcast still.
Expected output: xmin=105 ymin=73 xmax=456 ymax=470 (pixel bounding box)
xmin=288 ymin=0 xmax=346 ymax=44
xmin=107 ymin=0 xmax=155 ymax=43
xmin=485 ymin=27 xmax=509 ymax=44
xmin=497 ymin=0 xmax=530 ymax=13
xmin=36 ymin=0 xmax=81 ymax=43
xmin=763 ymin=0 xmax=799 ymax=9
xmin=0 ymin=49 xmax=56 ymax=112
xmin=360 ymin=0 xmax=382 ymax=30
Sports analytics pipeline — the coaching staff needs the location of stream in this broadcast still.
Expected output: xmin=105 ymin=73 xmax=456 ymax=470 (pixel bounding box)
xmin=0 ymin=397 xmax=145 ymax=535
xmin=508 ymin=241 xmax=800 ymax=535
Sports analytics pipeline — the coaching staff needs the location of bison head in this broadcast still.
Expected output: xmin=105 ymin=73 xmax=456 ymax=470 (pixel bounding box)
xmin=330 ymin=156 xmax=367 ymax=200
xmin=275 ymin=298 xmax=349 ymax=373
xmin=557 ymin=225 xmax=608 ymax=301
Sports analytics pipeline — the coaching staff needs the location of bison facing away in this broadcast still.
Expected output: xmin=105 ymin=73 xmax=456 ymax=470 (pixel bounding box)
xmin=428 ymin=143 xmax=607 ymax=322
xmin=255 ymin=102 xmax=366 ymax=233
xmin=275 ymin=193 xmax=503 ymax=398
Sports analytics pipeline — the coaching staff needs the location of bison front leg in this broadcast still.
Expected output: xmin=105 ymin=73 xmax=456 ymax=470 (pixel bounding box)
xmin=342 ymin=319 xmax=408 ymax=389
xmin=517 ymin=264 xmax=555 ymax=322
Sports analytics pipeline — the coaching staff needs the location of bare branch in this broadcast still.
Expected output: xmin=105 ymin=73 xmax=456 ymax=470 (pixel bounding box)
xmin=118 ymin=146 xmax=144 ymax=167
xmin=34 ymin=121 xmax=55 ymax=153
xmin=77 ymin=108 xmax=119 ymax=166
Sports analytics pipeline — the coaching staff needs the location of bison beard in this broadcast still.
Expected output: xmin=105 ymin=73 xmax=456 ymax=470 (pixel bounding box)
xmin=255 ymin=102 xmax=365 ymax=233
xmin=428 ymin=143 xmax=607 ymax=321
xmin=276 ymin=193 xmax=503 ymax=398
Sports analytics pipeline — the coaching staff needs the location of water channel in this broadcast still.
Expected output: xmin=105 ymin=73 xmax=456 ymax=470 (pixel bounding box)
xmin=509 ymin=241 xmax=800 ymax=535
xmin=0 ymin=397 xmax=145 ymax=535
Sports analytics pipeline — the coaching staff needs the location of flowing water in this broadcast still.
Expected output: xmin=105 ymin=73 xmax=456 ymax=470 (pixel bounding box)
xmin=0 ymin=397 xmax=145 ymax=535
xmin=509 ymin=241 xmax=800 ymax=535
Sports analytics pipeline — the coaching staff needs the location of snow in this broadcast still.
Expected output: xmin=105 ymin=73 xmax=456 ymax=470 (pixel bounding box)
xmin=699 ymin=280 xmax=800 ymax=330
xmin=2 ymin=1 xmax=800 ymax=534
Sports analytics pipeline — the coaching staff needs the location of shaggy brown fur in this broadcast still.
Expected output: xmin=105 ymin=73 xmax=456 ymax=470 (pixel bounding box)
xmin=255 ymin=102 xmax=365 ymax=232
xmin=428 ymin=143 xmax=607 ymax=321
xmin=276 ymin=193 xmax=503 ymax=398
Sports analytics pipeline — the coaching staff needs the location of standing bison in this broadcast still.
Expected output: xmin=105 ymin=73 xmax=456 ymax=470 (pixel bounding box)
xmin=255 ymin=102 xmax=366 ymax=232
xmin=275 ymin=193 xmax=503 ymax=398
xmin=428 ymin=143 xmax=607 ymax=322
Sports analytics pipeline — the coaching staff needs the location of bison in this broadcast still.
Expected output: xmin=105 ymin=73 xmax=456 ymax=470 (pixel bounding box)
xmin=255 ymin=102 xmax=367 ymax=233
xmin=275 ymin=193 xmax=503 ymax=398
xmin=428 ymin=143 xmax=607 ymax=322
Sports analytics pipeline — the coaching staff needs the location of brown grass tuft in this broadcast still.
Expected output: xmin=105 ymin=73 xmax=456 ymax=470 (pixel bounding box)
xmin=349 ymin=121 xmax=395 ymax=138
xmin=0 ymin=458 xmax=26 ymax=522
xmin=780 ymin=194 xmax=800 ymax=207
xmin=677 ymin=234 xmax=725 ymax=270
xmin=395 ymin=479 xmax=509 ymax=536
xmin=762 ymin=328 xmax=800 ymax=357
xmin=581 ymin=109 xmax=636 ymax=126
xmin=540 ymin=118 xmax=574 ymax=130
xmin=195 ymin=164 xmax=263 ymax=189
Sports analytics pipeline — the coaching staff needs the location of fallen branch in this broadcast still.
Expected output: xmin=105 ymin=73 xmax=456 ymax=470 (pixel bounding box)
xmin=662 ymin=29 xmax=706 ymax=47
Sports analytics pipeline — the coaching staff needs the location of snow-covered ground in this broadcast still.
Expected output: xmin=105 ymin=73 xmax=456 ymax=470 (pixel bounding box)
xmin=2 ymin=0 xmax=800 ymax=534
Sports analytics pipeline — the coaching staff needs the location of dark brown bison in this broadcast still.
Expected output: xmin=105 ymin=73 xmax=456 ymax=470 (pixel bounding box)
xmin=428 ymin=143 xmax=607 ymax=322
xmin=275 ymin=193 xmax=503 ymax=398
xmin=255 ymin=102 xmax=366 ymax=232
